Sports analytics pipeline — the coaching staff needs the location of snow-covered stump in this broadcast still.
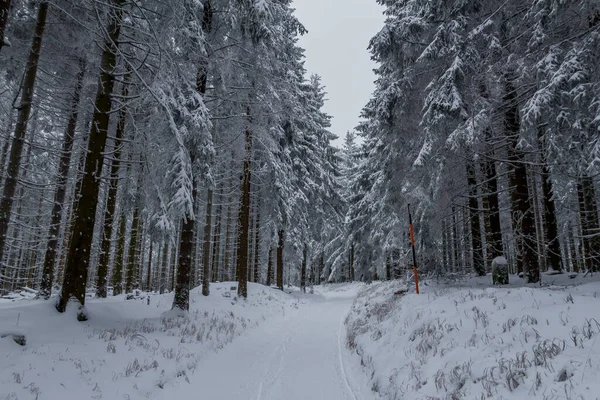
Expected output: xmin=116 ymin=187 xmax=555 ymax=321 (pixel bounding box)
xmin=492 ymin=256 xmax=509 ymax=285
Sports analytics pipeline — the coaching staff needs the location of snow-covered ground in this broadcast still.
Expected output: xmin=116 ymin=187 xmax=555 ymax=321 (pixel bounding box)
xmin=5 ymin=275 xmax=599 ymax=400
xmin=345 ymin=275 xmax=600 ymax=400
xmin=0 ymin=283 xmax=298 ymax=400
xmin=0 ymin=282 xmax=371 ymax=400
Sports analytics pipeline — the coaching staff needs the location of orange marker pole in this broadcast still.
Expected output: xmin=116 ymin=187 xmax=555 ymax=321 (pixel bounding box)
xmin=408 ymin=204 xmax=420 ymax=294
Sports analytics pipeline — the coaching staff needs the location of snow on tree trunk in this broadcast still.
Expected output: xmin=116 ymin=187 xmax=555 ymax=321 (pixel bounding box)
xmin=466 ymin=159 xmax=485 ymax=276
xmin=201 ymin=188 xmax=213 ymax=296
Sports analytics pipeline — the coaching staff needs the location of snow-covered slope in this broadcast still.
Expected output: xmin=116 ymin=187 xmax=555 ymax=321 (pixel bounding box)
xmin=0 ymin=283 xmax=297 ymax=400
xmin=345 ymin=279 xmax=600 ymax=400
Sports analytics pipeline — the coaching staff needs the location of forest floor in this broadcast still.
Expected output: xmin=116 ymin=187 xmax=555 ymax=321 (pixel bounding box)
xmin=346 ymin=272 xmax=600 ymax=400
xmin=3 ymin=273 xmax=600 ymax=400
xmin=0 ymin=282 xmax=372 ymax=400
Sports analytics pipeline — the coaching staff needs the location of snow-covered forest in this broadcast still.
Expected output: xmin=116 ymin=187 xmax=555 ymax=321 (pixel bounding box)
xmin=2 ymin=0 xmax=600 ymax=399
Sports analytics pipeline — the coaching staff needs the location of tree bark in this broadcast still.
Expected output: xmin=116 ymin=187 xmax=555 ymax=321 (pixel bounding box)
xmin=276 ymin=229 xmax=284 ymax=290
xmin=211 ymin=188 xmax=223 ymax=283
xmin=172 ymin=173 xmax=197 ymax=309
xmin=56 ymin=1 xmax=124 ymax=313
xmin=266 ymin=247 xmax=273 ymax=286
xmin=580 ymin=176 xmax=600 ymax=272
xmin=201 ymin=189 xmax=213 ymax=295
xmin=125 ymin=205 xmax=140 ymax=293
xmin=95 ymin=77 xmax=129 ymax=297
xmin=39 ymin=60 xmax=86 ymax=299
xmin=223 ymin=186 xmax=233 ymax=282
xmin=466 ymin=159 xmax=485 ymax=275
xmin=504 ymin=74 xmax=539 ymax=283
xmin=349 ymin=243 xmax=355 ymax=281
xmin=0 ymin=0 xmax=11 ymax=53
xmin=537 ymin=121 xmax=563 ymax=271
xmin=253 ymin=199 xmax=260 ymax=284
xmin=300 ymin=243 xmax=307 ymax=292
xmin=235 ymin=110 xmax=252 ymax=298
xmin=146 ymin=240 xmax=153 ymax=291
xmin=483 ymin=130 xmax=504 ymax=261
xmin=0 ymin=2 xmax=48 ymax=265
xmin=111 ymin=212 xmax=127 ymax=296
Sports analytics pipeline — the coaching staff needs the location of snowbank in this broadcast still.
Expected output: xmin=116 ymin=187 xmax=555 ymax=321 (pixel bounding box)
xmin=345 ymin=279 xmax=600 ymax=399
xmin=0 ymin=282 xmax=297 ymax=400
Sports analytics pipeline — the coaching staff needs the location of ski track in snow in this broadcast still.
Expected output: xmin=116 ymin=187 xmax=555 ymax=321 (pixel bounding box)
xmin=161 ymin=287 xmax=366 ymax=400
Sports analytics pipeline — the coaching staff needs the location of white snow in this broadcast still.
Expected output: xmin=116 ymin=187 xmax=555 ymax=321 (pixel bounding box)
xmin=345 ymin=277 xmax=600 ymax=400
xmin=0 ymin=282 xmax=371 ymax=400
xmin=4 ymin=276 xmax=600 ymax=400
xmin=0 ymin=283 xmax=297 ymax=400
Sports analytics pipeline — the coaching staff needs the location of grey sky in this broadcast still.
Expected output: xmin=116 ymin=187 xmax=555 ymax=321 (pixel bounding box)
xmin=292 ymin=0 xmax=384 ymax=146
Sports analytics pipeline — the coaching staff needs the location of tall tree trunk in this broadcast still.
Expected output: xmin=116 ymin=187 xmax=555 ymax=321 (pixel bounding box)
xmin=483 ymin=130 xmax=504 ymax=261
xmin=39 ymin=60 xmax=85 ymax=299
xmin=211 ymin=188 xmax=223 ymax=283
xmin=171 ymin=0 xmax=212 ymax=309
xmin=504 ymin=74 xmax=539 ymax=283
xmin=111 ymin=212 xmax=127 ymax=296
xmin=125 ymin=205 xmax=140 ymax=293
xmin=146 ymin=240 xmax=153 ymax=291
xmin=0 ymin=2 xmax=48 ymax=265
xmin=266 ymin=247 xmax=273 ymax=286
xmin=201 ymin=189 xmax=213 ymax=296
xmin=538 ymin=125 xmax=562 ymax=271
xmin=581 ymin=176 xmax=600 ymax=272
xmin=300 ymin=243 xmax=307 ymax=293
xmin=349 ymin=243 xmax=355 ymax=281
xmin=57 ymin=1 xmax=124 ymax=313
xmin=235 ymin=108 xmax=252 ymax=298
xmin=223 ymin=186 xmax=233 ymax=282
xmin=452 ymin=206 xmax=459 ymax=272
xmin=96 ymin=76 xmax=129 ymax=297
xmin=253 ymin=199 xmax=260 ymax=284
xmin=0 ymin=0 xmax=11 ymax=53
xmin=276 ymin=229 xmax=284 ymax=290
xmin=172 ymin=170 xmax=197 ymax=309
xmin=466 ymin=159 xmax=485 ymax=276
xmin=385 ymin=251 xmax=391 ymax=280
xmin=159 ymin=238 xmax=169 ymax=294
xmin=442 ymin=219 xmax=448 ymax=272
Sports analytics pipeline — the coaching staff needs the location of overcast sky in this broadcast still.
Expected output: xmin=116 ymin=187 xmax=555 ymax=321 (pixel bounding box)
xmin=292 ymin=0 xmax=385 ymax=147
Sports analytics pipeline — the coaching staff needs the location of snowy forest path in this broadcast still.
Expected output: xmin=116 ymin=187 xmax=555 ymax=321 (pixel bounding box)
xmin=158 ymin=287 xmax=369 ymax=400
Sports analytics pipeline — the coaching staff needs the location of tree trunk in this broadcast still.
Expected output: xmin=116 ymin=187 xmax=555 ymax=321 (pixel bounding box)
xmin=0 ymin=0 xmax=11 ymax=52
xmin=172 ymin=172 xmax=197 ymax=309
xmin=266 ymin=247 xmax=273 ymax=286
xmin=452 ymin=206 xmax=459 ymax=272
xmin=39 ymin=59 xmax=86 ymax=298
xmin=111 ymin=212 xmax=127 ymax=296
xmin=483 ymin=130 xmax=504 ymax=261
xmin=385 ymin=251 xmax=391 ymax=280
xmin=235 ymin=110 xmax=252 ymax=298
xmin=201 ymin=189 xmax=213 ymax=296
xmin=143 ymin=240 xmax=152 ymax=291
xmin=56 ymin=1 xmax=124 ymax=313
xmin=39 ymin=60 xmax=86 ymax=298
xmin=300 ymin=243 xmax=307 ymax=293
xmin=211 ymin=188 xmax=223 ymax=283
xmin=0 ymin=2 xmax=48 ymax=265
xmin=349 ymin=243 xmax=355 ymax=281
xmin=125 ymin=205 xmax=140 ymax=293
xmin=223 ymin=188 xmax=233 ymax=282
xmin=466 ymin=159 xmax=485 ymax=276
xmin=276 ymin=229 xmax=284 ymax=290
xmin=253 ymin=199 xmax=260 ymax=284
xmin=581 ymin=176 xmax=600 ymax=272
xmin=95 ymin=77 xmax=129 ymax=297
xmin=504 ymin=74 xmax=539 ymax=283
